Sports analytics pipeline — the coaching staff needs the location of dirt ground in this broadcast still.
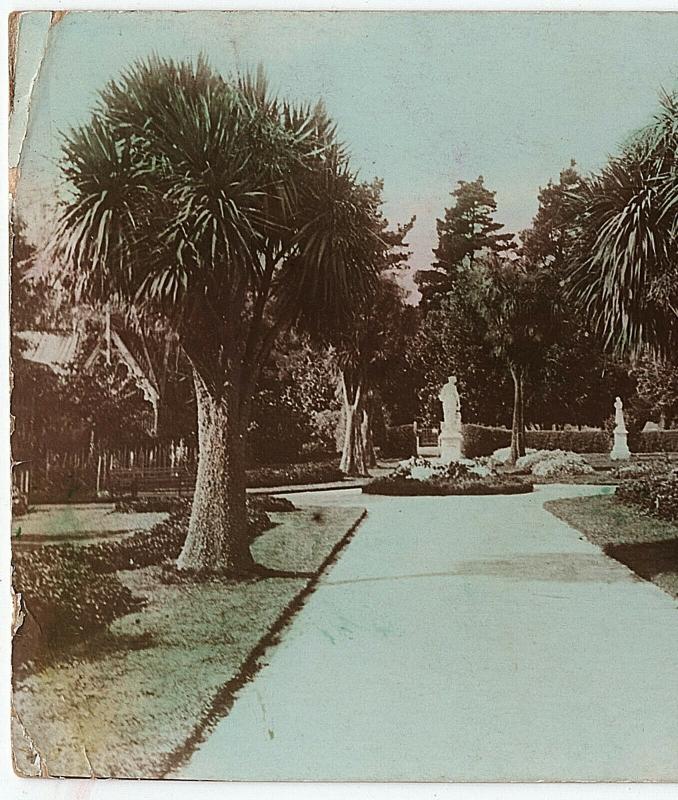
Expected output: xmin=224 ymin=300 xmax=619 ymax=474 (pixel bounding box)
xmin=12 ymin=506 xmax=366 ymax=778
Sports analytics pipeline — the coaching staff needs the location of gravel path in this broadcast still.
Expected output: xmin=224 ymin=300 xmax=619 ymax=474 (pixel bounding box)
xmin=175 ymin=483 xmax=678 ymax=781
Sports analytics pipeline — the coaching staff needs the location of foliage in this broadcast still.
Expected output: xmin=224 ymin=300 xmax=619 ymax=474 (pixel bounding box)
xmin=629 ymin=430 xmax=678 ymax=452
xmin=515 ymin=449 xmax=595 ymax=478
xmin=363 ymin=473 xmax=531 ymax=496
xmin=525 ymin=429 xmax=610 ymax=453
xmin=631 ymin=355 xmax=678 ymax=427
xmin=568 ymin=91 xmax=678 ymax=355
xmin=462 ymin=424 xmax=512 ymax=457
xmin=464 ymin=424 xmax=615 ymax=456
xmin=12 ymin=547 xmax=142 ymax=665
xmin=416 ymin=176 xmax=515 ymax=310
xmin=245 ymin=460 xmax=344 ymax=488
xmin=407 ymin=291 xmax=511 ymax=426
xmin=380 ymin=424 xmax=417 ymax=458
xmin=114 ymin=494 xmax=295 ymax=513
xmin=52 ymin=56 xmax=387 ymax=571
xmin=616 ymin=468 xmax=678 ymax=522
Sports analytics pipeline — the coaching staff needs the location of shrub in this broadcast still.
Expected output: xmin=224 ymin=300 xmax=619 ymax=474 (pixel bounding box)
xmin=616 ymin=468 xmax=678 ymax=522
xmin=462 ymin=424 xmax=511 ymax=458
xmin=381 ymin=424 xmax=417 ymax=458
xmin=629 ymin=430 xmax=678 ymax=453
xmin=462 ymin=425 xmax=613 ymax=457
xmin=12 ymin=485 xmax=28 ymax=517
xmin=529 ymin=451 xmax=594 ymax=479
xmin=525 ymin=429 xmax=610 ymax=453
xmin=12 ymin=547 xmax=142 ymax=666
xmin=246 ymin=460 xmax=343 ymax=487
xmin=363 ymin=474 xmax=532 ymax=496
xmin=12 ymin=501 xmax=276 ymax=667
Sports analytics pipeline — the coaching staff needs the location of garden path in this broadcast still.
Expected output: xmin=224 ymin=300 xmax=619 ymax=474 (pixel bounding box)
xmin=176 ymin=483 xmax=678 ymax=781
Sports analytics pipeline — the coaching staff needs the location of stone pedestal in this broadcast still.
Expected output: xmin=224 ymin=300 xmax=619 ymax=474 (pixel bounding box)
xmin=439 ymin=420 xmax=463 ymax=463
xmin=611 ymin=429 xmax=631 ymax=461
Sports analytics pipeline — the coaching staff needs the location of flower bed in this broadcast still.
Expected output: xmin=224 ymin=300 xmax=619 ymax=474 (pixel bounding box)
xmin=363 ymin=456 xmax=532 ymax=496
xmin=12 ymin=503 xmax=275 ymax=668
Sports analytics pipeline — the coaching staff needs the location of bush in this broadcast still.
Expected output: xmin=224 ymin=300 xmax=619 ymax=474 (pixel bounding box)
xmin=629 ymin=430 xmax=678 ymax=453
xmin=381 ymin=424 xmax=417 ymax=458
xmin=12 ymin=502 xmax=277 ymax=667
xmin=616 ymin=468 xmax=678 ymax=522
xmin=12 ymin=547 xmax=142 ymax=666
xmin=462 ymin=424 xmax=511 ymax=458
xmin=525 ymin=429 xmax=610 ymax=453
xmin=462 ymin=424 xmax=612 ymax=457
xmin=363 ymin=474 xmax=532 ymax=496
xmin=115 ymin=494 xmax=295 ymax=515
xmin=245 ymin=460 xmax=343 ymax=488
xmin=528 ymin=450 xmax=595 ymax=479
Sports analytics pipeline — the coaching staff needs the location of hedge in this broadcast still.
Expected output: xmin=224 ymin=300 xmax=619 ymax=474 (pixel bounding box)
xmin=629 ymin=430 xmax=678 ymax=453
xmin=525 ymin=429 xmax=610 ymax=453
xmin=461 ymin=424 xmax=678 ymax=457
xmin=381 ymin=424 xmax=417 ymax=458
xmin=462 ymin=424 xmax=511 ymax=457
xmin=245 ymin=460 xmax=344 ymax=488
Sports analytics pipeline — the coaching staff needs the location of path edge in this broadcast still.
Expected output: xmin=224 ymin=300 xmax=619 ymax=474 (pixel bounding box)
xmin=160 ymin=507 xmax=368 ymax=778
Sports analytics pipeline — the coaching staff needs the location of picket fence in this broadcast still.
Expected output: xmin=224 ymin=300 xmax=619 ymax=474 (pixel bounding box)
xmin=13 ymin=440 xmax=199 ymax=495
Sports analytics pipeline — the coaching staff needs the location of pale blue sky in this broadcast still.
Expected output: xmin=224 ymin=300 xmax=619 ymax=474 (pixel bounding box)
xmin=12 ymin=10 xmax=678 ymax=275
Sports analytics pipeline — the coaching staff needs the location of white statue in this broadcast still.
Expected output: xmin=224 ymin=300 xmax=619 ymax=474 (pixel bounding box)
xmin=438 ymin=375 xmax=464 ymax=462
xmin=439 ymin=375 xmax=461 ymax=425
xmin=614 ymin=396 xmax=626 ymax=431
xmin=610 ymin=396 xmax=631 ymax=460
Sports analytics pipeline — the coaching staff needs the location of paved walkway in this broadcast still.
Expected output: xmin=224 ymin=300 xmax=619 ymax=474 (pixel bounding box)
xmin=176 ymin=484 xmax=678 ymax=781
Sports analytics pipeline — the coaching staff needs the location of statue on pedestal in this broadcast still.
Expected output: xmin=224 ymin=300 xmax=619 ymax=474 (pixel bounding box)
xmin=610 ymin=396 xmax=631 ymax=461
xmin=438 ymin=375 xmax=464 ymax=462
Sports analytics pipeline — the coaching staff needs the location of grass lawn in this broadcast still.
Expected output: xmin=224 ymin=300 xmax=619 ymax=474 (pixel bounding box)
xmin=12 ymin=506 xmax=366 ymax=778
xmin=545 ymin=494 xmax=678 ymax=600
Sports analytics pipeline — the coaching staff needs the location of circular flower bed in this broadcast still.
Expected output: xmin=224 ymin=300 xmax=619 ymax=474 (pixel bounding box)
xmin=363 ymin=457 xmax=533 ymax=496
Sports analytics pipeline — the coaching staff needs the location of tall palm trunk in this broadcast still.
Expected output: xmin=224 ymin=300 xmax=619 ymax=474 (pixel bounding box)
xmin=340 ymin=372 xmax=369 ymax=477
xmin=509 ymin=364 xmax=526 ymax=465
xmin=177 ymin=369 xmax=254 ymax=573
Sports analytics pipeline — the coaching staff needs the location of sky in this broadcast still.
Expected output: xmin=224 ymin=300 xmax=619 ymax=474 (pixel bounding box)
xmin=11 ymin=10 xmax=678 ymax=286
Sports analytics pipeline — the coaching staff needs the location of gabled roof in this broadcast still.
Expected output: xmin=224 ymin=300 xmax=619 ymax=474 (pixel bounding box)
xmin=15 ymin=330 xmax=80 ymax=373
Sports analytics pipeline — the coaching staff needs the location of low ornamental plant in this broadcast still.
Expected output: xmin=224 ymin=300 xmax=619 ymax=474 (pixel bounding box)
xmin=615 ymin=468 xmax=678 ymax=523
xmin=364 ymin=456 xmax=532 ymax=496
xmin=12 ymin=501 xmax=278 ymax=667
xmin=514 ymin=449 xmax=595 ymax=479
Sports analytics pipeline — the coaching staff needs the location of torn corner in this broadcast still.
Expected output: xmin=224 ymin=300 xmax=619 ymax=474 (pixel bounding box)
xmin=11 ymin=704 xmax=49 ymax=778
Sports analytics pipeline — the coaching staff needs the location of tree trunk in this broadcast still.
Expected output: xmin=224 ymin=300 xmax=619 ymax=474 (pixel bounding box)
xmin=509 ymin=365 xmax=526 ymax=465
xmin=340 ymin=374 xmax=369 ymax=477
xmin=361 ymin=392 xmax=377 ymax=469
xmin=177 ymin=370 xmax=254 ymax=574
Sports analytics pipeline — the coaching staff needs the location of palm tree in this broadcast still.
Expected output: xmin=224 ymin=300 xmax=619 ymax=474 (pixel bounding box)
xmin=52 ymin=56 xmax=381 ymax=574
xmin=569 ymin=91 xmax=678 ymax=356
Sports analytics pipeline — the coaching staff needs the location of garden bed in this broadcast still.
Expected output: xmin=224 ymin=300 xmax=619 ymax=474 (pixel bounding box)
xmin=12 ymin=505 xmax=367 ymax=778
xmin=362 ymin=458 xmax=532 ymax=496
xmin=363 ymin=474 xmax=532 ymax=496
xmin=544 ymin=494 xmax=678 ymax=599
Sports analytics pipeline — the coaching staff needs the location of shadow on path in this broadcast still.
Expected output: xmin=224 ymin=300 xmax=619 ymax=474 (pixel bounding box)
xmin=324 ymin=551 xmax=634 ymax=587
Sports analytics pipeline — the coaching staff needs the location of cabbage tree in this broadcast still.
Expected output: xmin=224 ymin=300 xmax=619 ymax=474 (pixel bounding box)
xmin=569 ymin=91 xmax=678 ymax=356
xmin=53 ymin=57 xmax=380 ymax=573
